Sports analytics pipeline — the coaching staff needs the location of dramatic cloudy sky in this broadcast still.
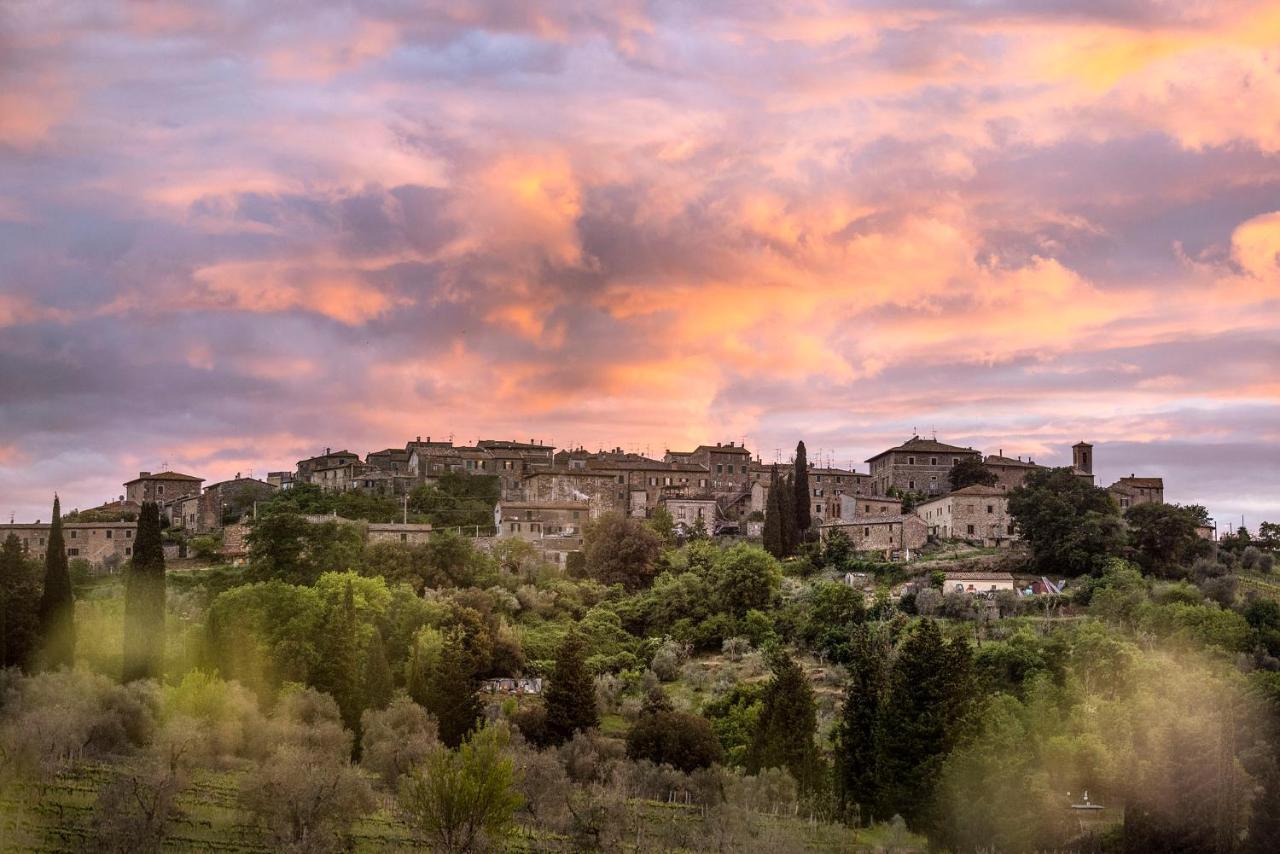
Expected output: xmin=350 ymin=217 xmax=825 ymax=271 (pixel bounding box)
xmin=2 ymin=1 xmax=1279 ymax=528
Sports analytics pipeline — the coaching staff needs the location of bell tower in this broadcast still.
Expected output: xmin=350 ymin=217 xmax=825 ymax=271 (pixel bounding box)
xmin=1072 ymin=441 xmax=1093 ymax=475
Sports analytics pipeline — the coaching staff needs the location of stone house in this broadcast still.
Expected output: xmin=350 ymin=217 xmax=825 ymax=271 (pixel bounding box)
xmin=982 ymin=452 xmax=1046 ymax=492
xmin=585 ymin=459 xmax=710 ymax=518
xmin=1108 ymin=475 xmax=1164 ymax=509
xmin=866 ymin=436 xmax=982 ymax=498
xmin=311 ymin=460 xmax=376 ymax=492
xmin=943 ymin=572 xmax=1017 ymax=595
xmin=365 ymin=448 xmax=411 ymax=474
xmin=838 ymin=494 xmax=903 ymax=519
xmin=916 ymin=484 xmax=1018 ymax=545
xmin=367 ymin=523 xmax=434 ymax=545
xmin=296 ymin=449 xmax=360 ymax=482
xmin=495 ymin=500 xmax=589 ymax=539
xmin=1 ymin=521 xmax=137 ymax=571
xmin=124 ymin=471 xmax=203 ymax=505
xmin=520 ymin=468 xmax=623 ymax=519
xmin=819 ymin=515 xmax=928 ymax=560
xmin=666 ymin=442 xmax=752 ymax=496
xmin=660 ymin=495 xmax=718 ymax=535
xmin=481 ymin=441 xmax=555 ymax=501
xmin=808 ymin=466 xmax=874 ymax=523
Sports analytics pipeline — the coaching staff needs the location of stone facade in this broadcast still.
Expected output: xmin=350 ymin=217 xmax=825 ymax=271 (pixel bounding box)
xmin=495 ymin=500 xmax=589 ymax=539
xmin=916 ymin=485 xmax=1017 ymax=545
xmin=520 ymin=469 xmax=623 ymax=519
xmin=585 ymin=459 xmax=710 ymax=518
xmin=838 ymin=494 xmax=903 ymax=519
xmin=982 ymin=453 xmax=1046 ymax=492
xmin=667 ymin=442 xmax=752 ymax=496
xmin=124 ymin=471 xmax=203 ymax=505
xmin=296 ymin=449 xmax=360 ymax=482
xmin=660 ymin=495 xmax=718 ymax=535
xmin=1109 ymin=476 xmax=1164 ymax=509
xmin=808 ymin=466 xmax=874 ymax=523
xmin=866 ymin=436 xmax=982 ymax=497
xmin=1 ymin=521 xmax=137 ymax=571
xmin=819 ymin=515 xmax=927 ymax=560
xmin=367 ymin=523 xmax=434 ymax=545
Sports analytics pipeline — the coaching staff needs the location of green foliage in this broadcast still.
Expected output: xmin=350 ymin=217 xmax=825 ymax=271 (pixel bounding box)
xmin=626 ymin=709 xmax=723 ymax=772
xmin=363 ymin=627 xmax=395 ymax=711
xmin=313 ymin=581 xmax=364 ymax=740
xmin=1125 ymin=502 xmax=1213 ymax=577
xmin=246 ymin=512 xmax=364 ymax=585
xmin=704 ymin=682 xmax=763 ymax=767
xmin=834 ymin=624 xmax=886 ymax=823
xmin=710 ymin=543 xmax=782 ymax=617
xmin=1008 ymin=467 xmax=1125 ymax=576
xmin=1 ymin=532 xmax=42 ymax=670
xmin=409 ymin=473 xmax=501 ymax=530
xmin=123 ymin=500 xmax=166 ymax=682
xmin=397 ymin=723 xmax=524 ymax=852
xmin=763 ymin=466 xmax=785 ymax=559
xmin=747 ymin=650 xmax=820 ymax=793
xmin=543 ymin=629 xmax=598 ymax=745
xmin=426 ymin=628 xmax=484 ymax=748
xmin=582 ymin=512 xmax=662 ymax=590
xmin=646 ymin=505 xmax=677 ymax=547
xmin=37 ymin=495 xmax=76 ymax=670
xmin=948 ymin=457 xmax=999 ymax=491
xmin=206 ymin=581 xmax=324 ymax=699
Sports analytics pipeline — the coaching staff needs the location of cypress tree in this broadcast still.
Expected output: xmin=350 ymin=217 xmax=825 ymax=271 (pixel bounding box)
xmin=874 ymin=619 xmax=971 ymax=828
xmin=793 ymin=441 xmax=811 ymax=533
xmin=123 ymin=500 xmax=166 ymax=682
xmin=834 ymin=624 xmax=886 ymax=823
xmin=36 ymin=495 xmax=75 ymax=670
xmin=543 ymin=629 xmax=598 ymax=745
xmin=315 ymin=581 xmax=363 ymax=739
xmin=747 ymin=649 xmax=820 ymax=793
xmin=363 ymin=626 xmax=394 ymax=712
xmin=425 ymin=627 xmax=482 ymax=748
xmin=1 ymin=532 xmax=41 ymax=671
xmin=762 ymin=467 xmax=784 ymax=558
xmin=778 ymin=473 xmax=798 ymax=556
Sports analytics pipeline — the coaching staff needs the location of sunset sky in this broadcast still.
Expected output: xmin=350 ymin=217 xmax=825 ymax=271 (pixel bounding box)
xmin=2 ymin=1 xmax=1279 ymax=529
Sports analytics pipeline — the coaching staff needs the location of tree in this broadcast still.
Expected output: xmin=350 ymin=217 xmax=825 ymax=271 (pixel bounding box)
xmin=793 ymin=441 xmax=812 ymax=534
xmin=314 ymin=581 xmax=364 ymax=741
xmin=361 ymin=695 xmax=439 ymax=789
xmin=581 ymin=512 xmax=661 ymax=590
xmin=363 ymin=627 xmax=394 ymax=712
xmin=245 ymin=511 xmax=310 ymax=582
xmin=1126 ymin=503 xmax=1212 ymax=577
xmin=874 ymin=619 xmax=974 ymax=829
xmin=712 ymin=543 xmax=782 ymax=617
xmin=1258 ymin=521 xmax=1280 ymax=552
xmin=1008 ymin=468 xmax=1125 ymax=576
xmin=425 ymin=628 xmax=483 ymax=748
xmin=123 ymin=501 xmax=166 ymax=682
xmin=36 ymin=495 xmax=75 ymax=670
xmin=0 ymin=532 xmax=41 ymax=670
xmin=397 ymin=724 xmax=524 ymax=853
xmin=746 ymin=649 xmax=820 ymax=792
xmin=647 ymin=505 xmax=677 ymax=547
xmin=834 ymin=625 xmax=886 ymax=824
xmin=543 ymin=630 xmax=598 ymax=745
xmin=626 ymin=709 xmax=723 ymax=772
xmin=948 ymin=458 xmax=998 ymax=491
xmin=762 ymin=467 xmax=785 ymax=559
xmin=778 ymin=472 xmax=799 ymax=557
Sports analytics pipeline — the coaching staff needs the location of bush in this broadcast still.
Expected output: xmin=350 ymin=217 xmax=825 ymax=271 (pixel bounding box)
xmin=626 ymin=710 xmax=723 ymax=773
xmin=650 ymin=640 xmax=686 ymax=682
xmin=361 ymin=695 xmax=440 ymax=789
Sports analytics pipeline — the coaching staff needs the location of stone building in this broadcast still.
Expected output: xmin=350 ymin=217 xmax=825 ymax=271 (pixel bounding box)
xmin=1 ymin=521 xmax=138 ymax=571
xmin=311 ymin=460 xmax=375 ymax=492
xmin=819 ymin=515 xmax=927 ymax=560
xmin=481 ymin=440 xmax=555 ymax=500
xmin=365 ymin=448 xmax=411 ymax=474
xmin=866 ymin=436 xmax=982 ymax=497
xmin=124 ymin=471 xmax=203 ymax=505
xmin=296 ymin=449 xmax=360 ymax=482
xmin=838 ymin=494 xmax=903 ymax=519
xmin=808 ymin=466 xmax=874 ymax=523
xmin=495 ymin=500 xmax=589 ymax=539
xmin=367 ymin=523 xmax=434 ymax=545
xmin=659 ymin=495 xmax=718 ymax=535
xmin=666 ymin=442 xmax=752 ymax=496
xmin=982 ymin=452 xmax=1046 ymax=492
xmin=520 ymin=468 xmax=623 ymax=519
xmin=1108 ymin=476 xmax=1164 ymax=509
xmin=585 ymin=459 xmax=710 ymax=518
xmin=916 ymin=484 xmax=1018 ymax=545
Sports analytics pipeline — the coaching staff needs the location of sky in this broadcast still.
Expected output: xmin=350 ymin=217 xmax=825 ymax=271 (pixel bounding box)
xmin=1 ymin=1 xmax=1279 ymax=531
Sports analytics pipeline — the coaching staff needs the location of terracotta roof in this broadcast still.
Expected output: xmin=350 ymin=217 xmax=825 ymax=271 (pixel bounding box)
xmin=823 ymin=514 xmax=918 ymax=526
xmin=692 ymin=444 xmax=751 ymax=455
xmin=984 ymin=455 xmax=1043 ymax=468
xmin=866 ymin=436 xmax=980 ymax=462
xmin=124 ymin=471 xmax=203 ymax=485
xmin=1114 ymin=476 xmax=1163 ymax=489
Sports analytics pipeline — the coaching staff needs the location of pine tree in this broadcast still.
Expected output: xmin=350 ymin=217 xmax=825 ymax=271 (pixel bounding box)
xmin=793 ymin=441 xmax=811 ymax=533
xmin=543 ymin=629 xmax=598 ymax=745
xmin=762 ymin=466 xmax=784 ymax=558
xmin=123 ymin=501 xmax=166 ymax=682
xmin=363 ymin=626 xmax=394 ymax=712
xmin=1 ymin=532 xmax=41 ymax=671
xmin=314 ymin=581 xmax=363 ymax=740
xmin=747 ymin=649 xmax=820 ymax=792
xmin=874 ymin=619 xmax=971 ymax=828
xmin=834 ymin=624 xmax=886 ymax=823
xmin=36 ymin=495 xmax=75 ymax=670
xmin=426 ymin=628 xmax=482 ymax=748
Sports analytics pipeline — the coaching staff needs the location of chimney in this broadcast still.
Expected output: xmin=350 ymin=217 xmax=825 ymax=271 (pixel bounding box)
xmin=325 ymin=447 xmax=331 ymax=455
xmin=999 ymin=449 xmax=1003 ymax=457
xmin=236 ymin=472 xmax=241 ymax=479
xmin=416 ymin=436 xmax=421 ymax=443
xmin=140 ymin=471 xmax=151 ymax=478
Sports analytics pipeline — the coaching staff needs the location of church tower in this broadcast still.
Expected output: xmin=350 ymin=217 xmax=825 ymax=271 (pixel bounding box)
xmin=1072 ymin=441 xmax=1093 ymax=475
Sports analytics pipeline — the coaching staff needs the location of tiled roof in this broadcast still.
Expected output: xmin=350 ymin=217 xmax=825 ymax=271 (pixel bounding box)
xmin=124 ymin=471 xmax=203 ymax=484
xmin=984 ymin=455 xmax=1042 ymax=468
xmin=866 ymin=436 xmax=979 ymax=462
xmin=1114 ymin=476 xmax=1163 ymax=489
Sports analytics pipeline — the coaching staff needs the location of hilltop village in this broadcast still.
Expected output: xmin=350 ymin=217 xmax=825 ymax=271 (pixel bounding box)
xmin=3 ymin=434 xmax=1174 ymax=573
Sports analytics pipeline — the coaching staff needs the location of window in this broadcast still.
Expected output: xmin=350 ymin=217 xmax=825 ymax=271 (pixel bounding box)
xmin=908 ymin=480 xmax=915 ymax=489
xmin=400 ymin=533 xmax=407 ymax=542
xmin=67 ymin=548 xmax=79 ymax=557
xmin=930 ymin=457 xmax=937 ymax=465
xmin=929 ymin=475 xmax=937 ymax=482
xmin=1007 ymin=523 xmax=1015 ymax=535
xmin=967 ymin=524 xmax=975 ymax=535
xmin=907 ymin=456 xmax=916 ymax=465
xmin=69 ymin=530 xmax=77 ymax=539
xmin=715 ymin=464 xmax=723 ymax=474
xmin=986 ymin=505 xmax=994 ymax=514
xmin=158 ymin=485 xmax=165 ymax=495
xmin=125 ymin=547 xmax=131 ymax=556
xmin=699 ymin=479 xmax=707 ymax=487
xmin=573 ymin=511 xmax=580 ymax=519
xmin=106 ymin=530 xmax=112 ymax=538
xmin=125 ymin=530 xmax=132 ymax=539
xmin=740 ymin=464 xmax=747 ymax=474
